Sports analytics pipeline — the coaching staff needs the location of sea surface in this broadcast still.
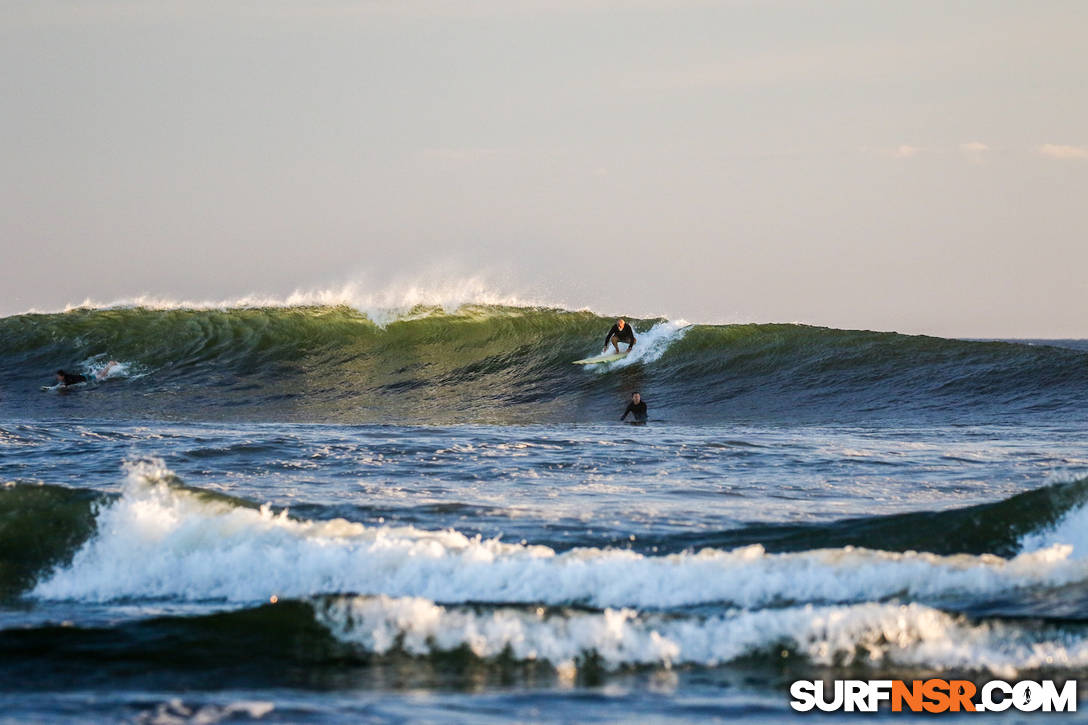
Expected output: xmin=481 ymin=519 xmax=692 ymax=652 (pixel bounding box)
xmin=3 ymin=303 xmax=1088 ymax=723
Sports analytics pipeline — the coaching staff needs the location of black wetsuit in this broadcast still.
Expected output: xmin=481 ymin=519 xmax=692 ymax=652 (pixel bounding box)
xmin=604 ymin=324 xmax=635 ymax=348
xmin=58 ymin=372 xmax=87 ymax=386
xmin=621 ymin=400 xmax=647 ymax=422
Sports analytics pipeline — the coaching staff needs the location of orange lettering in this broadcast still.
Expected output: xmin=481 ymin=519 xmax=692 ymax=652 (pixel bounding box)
xmin=892 ymin=680 xmax=924 ymax=712
xmin=949 ymin=680 xmax=976 ymax=712
xmin=923 ymin=679 xmax=951 ymax=713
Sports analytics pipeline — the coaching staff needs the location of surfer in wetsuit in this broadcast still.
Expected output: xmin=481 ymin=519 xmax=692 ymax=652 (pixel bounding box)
xmin=620 ymin=392 xmax=648 ymax=423
xmin=55 ymin=369 xmax=87 ymax=387
xmin=603 ymin=318 xmax=637 ymax=354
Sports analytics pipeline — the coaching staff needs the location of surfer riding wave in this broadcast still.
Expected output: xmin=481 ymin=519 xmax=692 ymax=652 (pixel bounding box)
xmin=604 ymin=318 xmax=636 ymax=354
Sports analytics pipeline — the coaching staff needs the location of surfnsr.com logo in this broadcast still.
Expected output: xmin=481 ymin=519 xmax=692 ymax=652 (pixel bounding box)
xmin=790 ymin=679 xmax=1076 ymax=713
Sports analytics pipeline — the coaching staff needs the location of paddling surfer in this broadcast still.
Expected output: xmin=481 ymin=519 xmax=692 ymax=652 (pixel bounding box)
xmin=620 ymin=392 xmax=648 ymax=423
xmin=603 ymin=318 xmax=637 ymax=354
xmin=53 ymin=361 xmax=120 ymax=388
xmin=55 ymin=369 xmax=87 ymax=387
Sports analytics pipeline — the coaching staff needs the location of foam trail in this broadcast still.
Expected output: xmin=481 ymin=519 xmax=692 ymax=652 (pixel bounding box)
xmin=32 ymin=462 xmax=1088 ymax=607
xmin=315 ymin=595 xmax=1088 ymax=677
xmin=82 ymin=357 xmax=139 ymax=382
xmin=582 ymin=320 xmax=691 ymax=370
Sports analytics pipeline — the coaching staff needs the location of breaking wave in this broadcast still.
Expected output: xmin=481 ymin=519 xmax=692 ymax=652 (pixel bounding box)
xmin=5 ymin=460 xmax=1088 ymax=679
xmin=3 ymin=302 xmax=1087 ymax=424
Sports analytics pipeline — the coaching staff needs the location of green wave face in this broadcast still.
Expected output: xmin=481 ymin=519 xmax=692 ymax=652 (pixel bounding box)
xmin=0 ymin=484 xmax=105 ymax=601
xmin=2 ymin=304 xmax=1087 ymax=424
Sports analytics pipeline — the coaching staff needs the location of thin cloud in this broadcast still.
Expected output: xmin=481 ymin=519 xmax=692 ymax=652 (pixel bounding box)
xmin=959 ymin=142 xmax=989 ymax=154
xmin=959 ymin=142 xmax=989 ymax=163
xmin=862 ymin=145 xmax=922 ymax=159
xmin=1038 ymin=144 xmax=1088 ymax=160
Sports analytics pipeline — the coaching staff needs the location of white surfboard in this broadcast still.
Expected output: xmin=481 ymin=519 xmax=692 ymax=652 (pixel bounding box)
xmin=41 ymin=382 xmax=83 ymax=392
xmin=572 ymin=351 xmax=629 ymax=365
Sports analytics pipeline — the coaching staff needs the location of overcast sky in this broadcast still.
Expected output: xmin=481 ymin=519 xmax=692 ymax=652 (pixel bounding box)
xmin=2 ymin=0 xmax=1086 ymax=336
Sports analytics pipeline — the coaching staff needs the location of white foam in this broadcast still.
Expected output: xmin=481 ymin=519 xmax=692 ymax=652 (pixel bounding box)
xmin=1020 ymin=499 xmax=1088 ymax=558
xmin=314 ymin=595 xmax=1088 ymax=677
xmin=138 ymin=698 xmax=274 ymax=725
xmin=26 ymin=277 xmax=574 ymax=328
xmin=32 ymin=461 xmax=1088 ymax=608
xmin=583 ymin=320 xmax=691 ymax=370
xmin=81 ymin=357 xmax=140 ymax=382
xmin=13 ymin=276 xmax=707 ymax=331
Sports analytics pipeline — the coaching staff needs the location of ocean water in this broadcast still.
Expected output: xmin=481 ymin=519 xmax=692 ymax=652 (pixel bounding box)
xmin=3 ymin=302 xmax=1088 ymax=723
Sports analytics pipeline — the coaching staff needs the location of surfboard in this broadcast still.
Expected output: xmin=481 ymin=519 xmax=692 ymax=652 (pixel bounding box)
xmin=41 ymin=383 xmax=82 ymax=393
xmin=572 ymin=351 xmax=629 ymax=365
xmin=41 ymin=381 xmax=87 ymax=392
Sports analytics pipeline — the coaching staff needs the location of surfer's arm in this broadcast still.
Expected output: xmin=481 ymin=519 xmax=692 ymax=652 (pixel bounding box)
xmin=627 ymin=334 xmax=636 ymax=351
xmin=603 ymin=325 xmax=618 ymax=350
xmin=620 ymin=404 xmax=631 ymax=420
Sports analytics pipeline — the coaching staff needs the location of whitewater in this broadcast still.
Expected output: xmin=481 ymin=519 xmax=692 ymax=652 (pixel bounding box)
xmin=3 ymin=297 xmax=1088 ymax=722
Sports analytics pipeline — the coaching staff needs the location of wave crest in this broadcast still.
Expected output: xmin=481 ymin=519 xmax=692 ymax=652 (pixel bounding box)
xmin=4 ymin=303 xmax=1088 ymax=424
xmin=28 ymin=462 xmax=1088 ymax=609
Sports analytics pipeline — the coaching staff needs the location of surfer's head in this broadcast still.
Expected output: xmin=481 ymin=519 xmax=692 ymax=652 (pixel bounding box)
xmin=617 ymin=318 xmax=625 ymax=329
xmin=56 ymin=370 xmax=65 ymax=380
xmin=631 ymin=392 xmax=641 ymax=404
